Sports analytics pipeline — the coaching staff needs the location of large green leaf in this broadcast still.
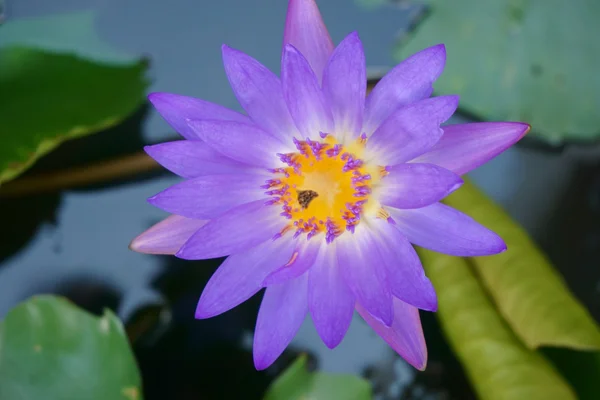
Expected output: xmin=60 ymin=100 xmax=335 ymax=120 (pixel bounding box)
xmin=0 ymin=295 xmax=142 ymax=400
xmin=444 ymin=180 xmax=600 ymax=350
xmin=0 ymin=46 xmax=148 ymax=184
xmin=263 ymin=355 xmax=371 ymax=400
xmin=398 ymin=0 xmax=600 ymax=144
xmin=418 ymin=249 xmax=576 ymax=400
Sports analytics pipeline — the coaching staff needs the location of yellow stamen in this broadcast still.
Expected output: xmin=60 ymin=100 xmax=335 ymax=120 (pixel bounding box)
xmin=267 ymin=137 xmax=373 ymax=241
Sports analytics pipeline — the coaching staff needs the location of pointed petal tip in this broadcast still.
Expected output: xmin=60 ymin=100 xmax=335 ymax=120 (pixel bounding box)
xmin=147 ymin=91 xmax=162 ymax=103
xmin=253 ymin=355 xmax=271 ymax=371
xmin=128 ymin=233 xmax=167 ymax=255
xmin=414 ymin=358 xmax=427 ymax=371
xmin=194 ymin=300 xmax=214 ymax=320
xmin=430 ymin=43 xmax=446 ymax=55
xmin=322 ymin=335 xmax=343 ymax=349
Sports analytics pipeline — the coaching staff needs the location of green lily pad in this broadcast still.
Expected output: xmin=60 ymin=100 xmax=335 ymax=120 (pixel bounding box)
xmin=264 ymin=355 xmax=372 ymax=400
xmin=0 ymin=11 xmax=136 ymax=63
xmin=398 ymin=0 xmax=600 ymax=144
xmin=0 ymin=46 xmax=148 ymax=185
xmin=443 ymin=180 xmax=600 ymax=350
xmin=0 ymin=295 xmax=142 ymax=400
xmin=418 ymin=248 xmax=576 ymax=400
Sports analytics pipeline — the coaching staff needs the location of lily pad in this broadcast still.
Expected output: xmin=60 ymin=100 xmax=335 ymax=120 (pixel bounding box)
xmin=264 ymin=355 xmax=371 ymax=400
xmin=0 ymin=46 xmax=148 ymax=185
xmin=418 ymin=248 xmax=576 ymax=400
xmin=398 ymin=0 xmax=600 ymax=144
xmin=0 ymin=295 xmax=142 ymax=400
xmin=443 ymin=180 xmax=600 ymax=350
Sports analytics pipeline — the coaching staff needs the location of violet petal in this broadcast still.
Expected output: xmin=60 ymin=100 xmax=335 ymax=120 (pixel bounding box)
xmin=379 ymin=163 xmax=463 ymax=209
xmin=308 ymin=244 xmax=355 ymax=348
xmin=369 ymin=218 xmax=437 ymax=311
xmin=195 ymin=237 xmax=295 ymax=319
xmin=263 ymin=239 xmax=321 ymax=286
xmin=148 ymin=173 xmax=267 ymax=219
xmin=413 ymin=122 xmax=530 ymax=175
xmin=364 ymin=44 xmax=446 ymax=134
xmin=322 ymin=31 xmax=366 ymax=141
xmin=176 ymin=200 xmax=286 ymax=260
xmin=388 ymin=203 xmax=507 ymax=256
xmin=337 ymin=228 xmax=394 ymax=326
xmin=253 ymin=274 xmax=308 ymax=370
xmin=357 ymin=297 xmax=427 ymax=370
xmin=129 ymin=215 xmax=207 ymax=255
xmin=283 ymin=0 xmax=334 ymax=82
xmin=281 ymin=44 xmax=334 ymax=140
xmin=149 ymin=92 xmax=250 ymax=140
xmin=187 ymin=119 xmax=286 ymax=168
xmin=222 ymin=45 xmax=298 ymax=141
xmin=367 ymin=96 xmax=459 ymax=165
xmin=145 ymin=141 xmax=252 ymax=178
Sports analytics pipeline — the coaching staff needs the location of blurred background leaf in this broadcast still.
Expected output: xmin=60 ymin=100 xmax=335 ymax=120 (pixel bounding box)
xmin=264 ymin=354 xmax=372 ymax=400
xmin=0 ymin=10 xmax=137 ymax=64
xmin=398 ymin=0 xmax=600 ymax=145
xmin=0 ymin=295 xmax=142 ymax=400
xmin=445 ymin=180 xmax=600 ymax=350
xmin=418 ymin=249 xmax=576 ymax=400
xmin=0 ymin=46 xmax=148 ymax=184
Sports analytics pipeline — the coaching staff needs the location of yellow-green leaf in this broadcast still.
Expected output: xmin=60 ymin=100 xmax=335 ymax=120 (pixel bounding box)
xmin=443 ymin=180 xmax=600 ymax=350
xmin=419 ymin=249 xmax=576 ymax=400
xmin=0 ymin=295 xmax=143 ymax=400
xmin=0 ymin=46 xmax=148 ymax=185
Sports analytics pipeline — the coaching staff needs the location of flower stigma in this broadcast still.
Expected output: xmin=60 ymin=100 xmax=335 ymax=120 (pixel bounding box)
xmin=264 ymin=133 xmax=386 ymax=243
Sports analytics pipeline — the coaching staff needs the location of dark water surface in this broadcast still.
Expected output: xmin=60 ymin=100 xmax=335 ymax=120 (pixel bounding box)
xmin=1 ymin=1 xmax=597 ymax=399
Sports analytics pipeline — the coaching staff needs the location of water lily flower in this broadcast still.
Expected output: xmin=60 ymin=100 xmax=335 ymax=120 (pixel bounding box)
xmin=131 ymin=0 xmax=529 ymax=370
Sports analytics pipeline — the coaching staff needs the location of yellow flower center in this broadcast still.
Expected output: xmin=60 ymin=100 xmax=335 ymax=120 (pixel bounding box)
xmin=265 ymin=134 xmax=385 ymax=242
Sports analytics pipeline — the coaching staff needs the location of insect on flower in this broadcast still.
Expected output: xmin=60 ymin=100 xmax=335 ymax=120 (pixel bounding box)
xmin=130 ymin=0 xmax=529 ymax=370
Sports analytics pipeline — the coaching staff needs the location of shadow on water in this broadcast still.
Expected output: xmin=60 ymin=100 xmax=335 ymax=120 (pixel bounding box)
xmin=0 ymin=103 xmax=159 ymax=265
xmin=540 ymin=162 xmax=600 ymax=321
xmin=0 ymin=193 xmax=62 ymax=264
xmin=129 ymin=255 xmax=308 ymax=399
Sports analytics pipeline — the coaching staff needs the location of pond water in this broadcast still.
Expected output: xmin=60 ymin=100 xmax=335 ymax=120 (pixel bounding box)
xmin=1 ymin=1 xmax=598 ymax=399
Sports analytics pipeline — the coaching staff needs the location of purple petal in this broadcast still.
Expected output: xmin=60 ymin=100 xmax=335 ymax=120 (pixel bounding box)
xmin=253 ymin=274 xmax=308 ymax=370
xmin=322 ymin=32 xmax=366 ymax=140
xmin=176 ymin=200 xmax=286 ymax=260
xmin=281 ymin=44 xmax=334 ymax=139
xmin=364 ymin=44 xmax=446 ymax=134
xmin=145 ymin=141 xmax=252 ymax=178
xmin=195 ymin=237 xmax=295 ymax=318
xmin=388 ymin=203 xmax=507 ymax=256
xmin=413 ymin=122 xmax=531 ymax=175
xmin=187 ymin=119 xmax=285 ymax=168
xmin=283 ymin=0 xmax=334 ymax=82
xmin=129 ymin=215 xmax=207 ymax=255
xmin=369 ymin=218 xmax=437 ymax=311
xmin=337 ymin=228 xmax=393 ymax=326
xmin=367 ymin=96 xmax=459 ymax=165
xmin=379 ymin=163 xmax=463 ymax=209
xmin=222 ymin=45 xmax=298 ymax=141
xmin=149 ymin=92 xmax=250 ymax=140
xmin=308 ymin=244 xmax=355 ymax=348
xmin=357 ymin=298 xmax=427 ymax=370
xmin=263 ymin=240 xmax=320 ymax=286
xmin=148 ymin=173 xmax=266 ymax=219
